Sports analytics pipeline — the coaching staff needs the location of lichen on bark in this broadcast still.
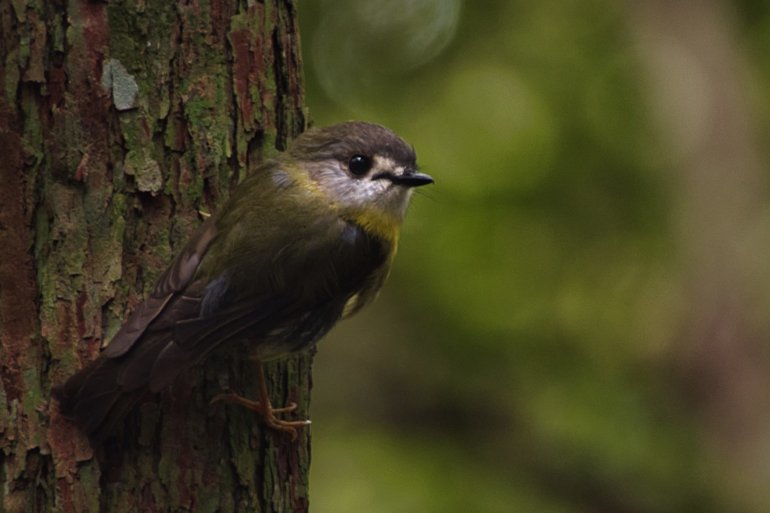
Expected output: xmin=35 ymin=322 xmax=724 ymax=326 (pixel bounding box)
xmin=1 ymin=1 xmax=309 ymax=512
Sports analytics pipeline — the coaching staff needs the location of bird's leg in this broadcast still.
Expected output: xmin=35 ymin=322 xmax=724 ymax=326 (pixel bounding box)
xmin=210 ymin=362 xmax=310 ymax=440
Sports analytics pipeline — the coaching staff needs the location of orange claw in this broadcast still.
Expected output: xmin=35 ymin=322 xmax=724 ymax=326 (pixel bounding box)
xmin=210 ymin=364 xmax=310 ymax=440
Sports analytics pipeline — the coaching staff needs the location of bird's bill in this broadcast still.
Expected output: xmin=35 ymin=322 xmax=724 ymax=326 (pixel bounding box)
xmin=374 ymin=171 xmax=434 ymax=187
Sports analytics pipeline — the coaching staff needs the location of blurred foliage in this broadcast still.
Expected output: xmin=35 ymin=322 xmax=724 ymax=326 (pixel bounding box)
xmin=297 ymin=1 xmax=769 ymax=512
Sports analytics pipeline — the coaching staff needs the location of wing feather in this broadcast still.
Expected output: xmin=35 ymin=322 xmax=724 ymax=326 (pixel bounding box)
xmin=102 ymin=218 xmax=217 ymax=358
xmin=148 ymin=298 xmax=289 ymax=391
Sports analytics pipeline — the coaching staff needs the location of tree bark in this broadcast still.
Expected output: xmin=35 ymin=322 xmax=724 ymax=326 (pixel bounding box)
xmin=0 ymin=1 xmax=308 ymax=512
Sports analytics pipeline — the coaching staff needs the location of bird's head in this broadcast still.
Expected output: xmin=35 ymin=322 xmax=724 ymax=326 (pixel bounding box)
xmin=286 ymin=121 xmax=433 ymax=240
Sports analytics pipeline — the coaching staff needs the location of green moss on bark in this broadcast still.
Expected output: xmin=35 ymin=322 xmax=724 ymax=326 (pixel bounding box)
xmin=2 ymin=1 xmax=309 ymax=512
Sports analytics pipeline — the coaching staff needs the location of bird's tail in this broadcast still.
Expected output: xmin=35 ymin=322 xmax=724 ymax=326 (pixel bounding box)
xmin=53 ymin=329 xmax=186 ymax=440
xmin=53 ymin=356 xmax=147 ymax=441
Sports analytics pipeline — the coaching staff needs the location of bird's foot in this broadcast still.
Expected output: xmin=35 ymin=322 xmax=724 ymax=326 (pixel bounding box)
xmin=210 ymin=392 xmax=310 ymax=440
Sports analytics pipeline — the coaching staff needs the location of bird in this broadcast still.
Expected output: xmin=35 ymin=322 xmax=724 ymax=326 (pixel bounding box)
xmin=53 ymin=121 xmax=433 ymax=440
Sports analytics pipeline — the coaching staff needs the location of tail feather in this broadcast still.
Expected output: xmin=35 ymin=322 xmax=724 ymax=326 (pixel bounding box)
xmin=53 ymin=334 xmax=177 ymax=440
xmin=53 ymin=357 xmax=138 ymax=440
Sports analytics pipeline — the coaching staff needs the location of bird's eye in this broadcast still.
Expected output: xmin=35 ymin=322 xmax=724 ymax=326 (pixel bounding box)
xmin=348 ymin=155 xmax=372 ymax=176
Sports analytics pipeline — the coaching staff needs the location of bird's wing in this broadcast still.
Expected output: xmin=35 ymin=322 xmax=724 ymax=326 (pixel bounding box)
xmin=116 ymin=295 xmax=288 ymax=391
xmin=110 ymin=290 xmax=344 ymax=393
xmin=142 ymin=220 xmax=389 ymax=392
xmin=101 ymin=217 xmax=218 ymax=358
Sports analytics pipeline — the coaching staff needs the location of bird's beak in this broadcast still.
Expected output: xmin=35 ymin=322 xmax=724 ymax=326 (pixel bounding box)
xmin=374 ymin=171 xmax=434 ymax=188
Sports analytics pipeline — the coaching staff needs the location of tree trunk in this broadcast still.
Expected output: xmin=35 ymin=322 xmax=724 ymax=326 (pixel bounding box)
xmin=0 ymin=1 xmax=309 ymax=512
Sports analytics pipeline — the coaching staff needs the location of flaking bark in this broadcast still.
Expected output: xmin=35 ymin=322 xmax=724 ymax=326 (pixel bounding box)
xmin=0 ymin=1 xmax=309 ymax=512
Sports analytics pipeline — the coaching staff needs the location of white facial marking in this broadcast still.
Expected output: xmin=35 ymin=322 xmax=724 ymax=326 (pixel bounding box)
xmin=307 ymin=154 xmax=414 ymax=221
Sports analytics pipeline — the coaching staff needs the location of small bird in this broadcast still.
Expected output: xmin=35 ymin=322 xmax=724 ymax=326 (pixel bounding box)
xmin=54 ymin=121 xmax=433 ymax=440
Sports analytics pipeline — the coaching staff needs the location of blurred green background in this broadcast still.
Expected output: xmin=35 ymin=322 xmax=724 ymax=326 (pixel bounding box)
xmin=298 ymin=1 xmax=770 ymax=512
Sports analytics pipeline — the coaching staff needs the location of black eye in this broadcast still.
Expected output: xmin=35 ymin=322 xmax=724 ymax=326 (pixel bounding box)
xmin=348 ymin=155 xmax=372 ymax=176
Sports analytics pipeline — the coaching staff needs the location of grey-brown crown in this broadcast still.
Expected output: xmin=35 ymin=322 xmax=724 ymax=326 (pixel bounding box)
xmin=288 ymin=121 xmax=417 ymax=170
